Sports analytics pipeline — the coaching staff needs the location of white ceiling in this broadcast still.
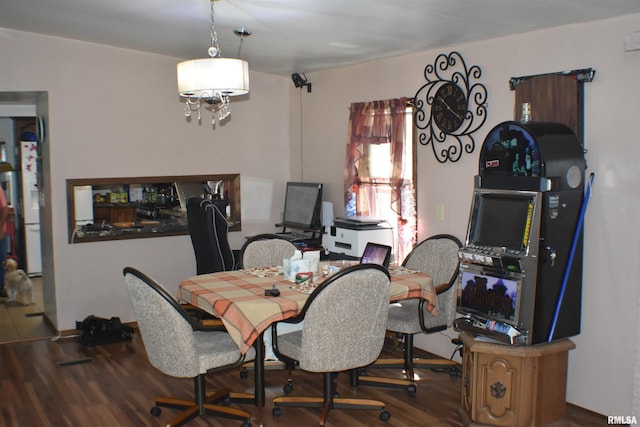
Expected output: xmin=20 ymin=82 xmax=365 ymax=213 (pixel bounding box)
xmin=1 ymin=0 xmax=640 ymax=77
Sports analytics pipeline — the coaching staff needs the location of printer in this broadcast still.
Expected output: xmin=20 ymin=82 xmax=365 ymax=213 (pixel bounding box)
xmin=323 ymin=216 xmax=393 ymax=258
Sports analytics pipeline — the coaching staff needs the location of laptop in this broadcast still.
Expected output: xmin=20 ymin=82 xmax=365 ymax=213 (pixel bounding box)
xmin=360 ymin=242 xmax=392 ymax=268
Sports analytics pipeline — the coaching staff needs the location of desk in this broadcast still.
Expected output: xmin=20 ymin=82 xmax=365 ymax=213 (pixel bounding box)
xmin=178 ymin=264 xmax=435 ymax=406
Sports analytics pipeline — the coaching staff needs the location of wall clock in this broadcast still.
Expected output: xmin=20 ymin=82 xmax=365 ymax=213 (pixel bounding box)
xmin=433 ymin=82 xmax=467 ymax=133
xmin=414 ymin=51 xmax=488 ymax=163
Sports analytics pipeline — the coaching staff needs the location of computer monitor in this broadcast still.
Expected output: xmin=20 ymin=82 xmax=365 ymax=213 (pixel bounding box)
xmin=281 ymin=182 xmax=323 ymax=231
xmin=360 ymin=242 xmax=392 ymax=268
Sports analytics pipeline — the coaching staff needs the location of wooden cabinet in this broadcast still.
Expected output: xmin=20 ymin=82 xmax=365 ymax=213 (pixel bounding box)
xmin=94 ymin=205 xmax=136 ymax=224
xmin=459 ymin=332 xmax=575 ymax=427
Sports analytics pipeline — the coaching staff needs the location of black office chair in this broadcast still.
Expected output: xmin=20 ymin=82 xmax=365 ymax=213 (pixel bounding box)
xmin=187 ymin=197 xmax=236 ymax=274
xmin=184 ymin=197 xmax=235 ymax=326
xmin=357 ymin=234 xmax=462 ymax=393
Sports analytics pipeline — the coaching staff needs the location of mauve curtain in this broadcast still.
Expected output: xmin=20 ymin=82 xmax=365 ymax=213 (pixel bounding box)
xmin=344 ymin=98 xmax=415 ymax=261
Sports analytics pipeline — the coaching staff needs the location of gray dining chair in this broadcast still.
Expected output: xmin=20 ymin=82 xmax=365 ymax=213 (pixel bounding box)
xmin=356 ymin=234 xmax=462 ymax=393
xmin=238 ymin=233 xmax=298 ymax=269
xmin=271 ymin=264 xmax=392 ymax=425
xmin=238 ymin=234 xmax=299 ymax=377
xmin=123 ymin=267 xmax=255 ymax=427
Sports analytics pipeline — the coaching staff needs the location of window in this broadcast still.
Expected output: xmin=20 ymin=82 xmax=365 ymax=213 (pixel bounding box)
xmin=345 ymin=99 xmax=416 ymax=263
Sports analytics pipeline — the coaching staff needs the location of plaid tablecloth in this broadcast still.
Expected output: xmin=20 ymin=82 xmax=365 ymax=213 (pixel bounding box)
xmin=178 ymin=266 xmax=435 ymax=354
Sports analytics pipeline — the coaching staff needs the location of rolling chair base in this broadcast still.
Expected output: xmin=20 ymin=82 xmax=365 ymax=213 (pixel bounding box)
xmin=273 ymin=372 xmax=390 ymax=426
xmin=151 ymin=375 xmax=253 ymax=427
xmin=357 ymin=332 xmax=458 ymax=392
xmin=357 ymin=358 xmax=458 ymax=391
xmin=240 ymin=360 xmax=288 ymax=380
xmin=241 ymin=359 xmax=287 ymax=371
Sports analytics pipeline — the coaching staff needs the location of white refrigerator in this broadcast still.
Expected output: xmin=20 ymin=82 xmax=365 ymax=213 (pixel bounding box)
xmin=20 ymin=139 xmax=41 ymax=277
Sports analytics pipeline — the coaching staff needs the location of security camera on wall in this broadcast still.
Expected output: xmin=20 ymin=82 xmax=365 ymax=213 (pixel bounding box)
xmin=291 ymin=73 xmax=312 ymax=92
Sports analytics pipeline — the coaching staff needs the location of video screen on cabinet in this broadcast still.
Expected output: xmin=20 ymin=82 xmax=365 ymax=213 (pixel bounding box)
xmin=459 ymin=270 xmax=519 ymax=323
xmin=467 ymin=191 xmax=535 ymax=252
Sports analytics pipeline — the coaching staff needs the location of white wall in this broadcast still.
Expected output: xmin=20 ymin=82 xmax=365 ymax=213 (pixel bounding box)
xmin=0 ymin=28 xmax=293 ymax=331
xmin=298 ymin=14 xmax=640 ymax=417
xmin=2 ymin=12 xmax=639 ymax=417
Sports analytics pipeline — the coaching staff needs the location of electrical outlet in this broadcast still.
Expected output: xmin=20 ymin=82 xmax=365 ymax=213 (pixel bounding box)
xmin=436 ymin=203 xmax=445 ymax=221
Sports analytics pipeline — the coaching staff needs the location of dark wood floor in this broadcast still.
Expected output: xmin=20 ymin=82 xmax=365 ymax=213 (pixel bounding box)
xmin=0 ymin=333 xmax=606 ymax=427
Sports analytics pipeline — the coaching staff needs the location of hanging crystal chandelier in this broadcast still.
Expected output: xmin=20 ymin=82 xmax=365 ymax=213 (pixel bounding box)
xmin=177 ymin=0 xmax=249 ymax=125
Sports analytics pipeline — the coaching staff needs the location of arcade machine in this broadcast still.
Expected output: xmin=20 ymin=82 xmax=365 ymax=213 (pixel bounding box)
xmin=455 ymin=121 xmax=587 ymax=345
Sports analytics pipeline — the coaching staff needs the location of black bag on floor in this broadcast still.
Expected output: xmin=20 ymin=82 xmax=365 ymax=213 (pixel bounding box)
xmin=76 ymin=315 xmax=134 ymax=346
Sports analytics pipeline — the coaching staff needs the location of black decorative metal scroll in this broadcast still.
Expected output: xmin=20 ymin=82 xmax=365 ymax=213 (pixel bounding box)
xmin=414 ymin=51 xmax=488 ymax=163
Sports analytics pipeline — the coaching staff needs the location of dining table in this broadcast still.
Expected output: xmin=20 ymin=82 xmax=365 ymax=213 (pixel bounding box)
xmin=178 ymin=261 xmax=437 ymax=407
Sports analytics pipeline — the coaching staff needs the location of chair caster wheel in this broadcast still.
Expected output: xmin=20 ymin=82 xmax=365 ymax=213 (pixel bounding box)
xmin=283 ymin=382 xmax=293 ymax=394
xmin=379 ymin=410 xmax=391 ymax=422
xmin=150 ymin=406 xmax=161 ymax=417
xmin=407 ymin=383 xmax=417 ymax=394
xmin=240 ymin=421 xmax=252 ymax=427
xmin=240 ymin=368 xmax=249 ymax=379
xmin=221 ymin=396 xmax=232 ymax=406
xmin=272 ymin=406 xmax=282 ymax=417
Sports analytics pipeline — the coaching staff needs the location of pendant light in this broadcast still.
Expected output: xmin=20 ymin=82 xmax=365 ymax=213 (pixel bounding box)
xmin=177 ymin=0 xmax=249 ymax=126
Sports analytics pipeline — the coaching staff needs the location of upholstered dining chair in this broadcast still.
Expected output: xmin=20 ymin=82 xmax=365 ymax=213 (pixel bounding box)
xmin=271 ymin=264 xmax=392 ymax=426
xmin=238 ymin=233 xmax=298 ymax=269
xmin=357 ymin=234 xmax=462 ymax=393
xmin=187 ymin=197 xmax=236 ymax=274
xmin=238 ymin=234 xmax=298 ymax=376
xmin=123 ymin=267 xmax=254 ymax=427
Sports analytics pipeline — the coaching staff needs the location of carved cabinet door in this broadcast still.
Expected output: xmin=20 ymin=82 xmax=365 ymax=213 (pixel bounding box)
xmin=474 ymin=353 xmax=534 ymax=426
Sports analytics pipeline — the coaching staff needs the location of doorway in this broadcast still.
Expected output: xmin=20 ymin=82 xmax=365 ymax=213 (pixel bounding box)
xmin=0 ymin=92 xmax=55 ymax=343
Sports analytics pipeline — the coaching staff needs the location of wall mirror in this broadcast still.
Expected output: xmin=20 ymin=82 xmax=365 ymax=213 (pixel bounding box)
xmin=66 ymin=174 xmax=241 ymax=243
